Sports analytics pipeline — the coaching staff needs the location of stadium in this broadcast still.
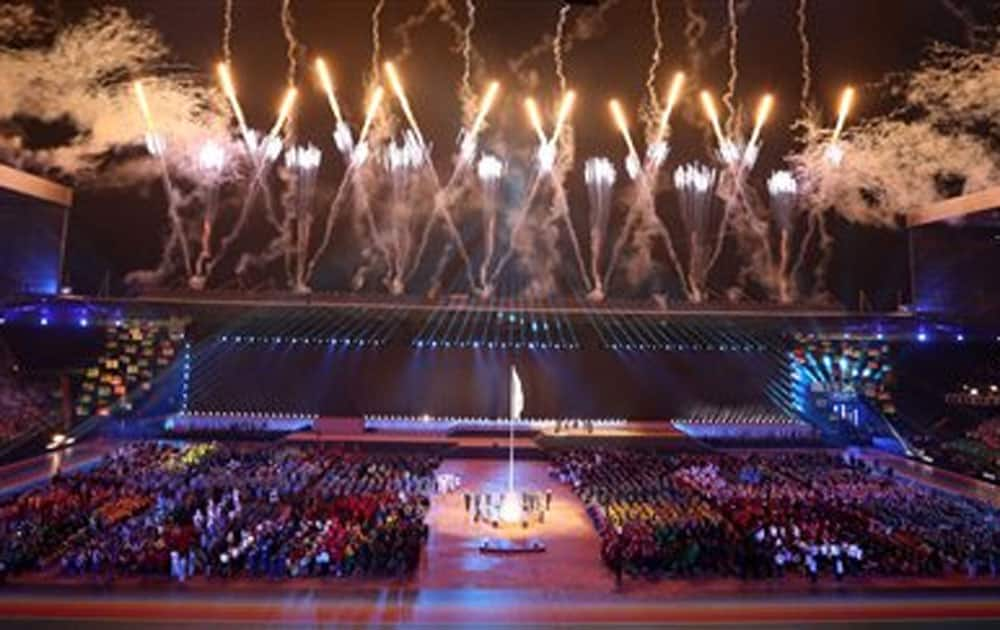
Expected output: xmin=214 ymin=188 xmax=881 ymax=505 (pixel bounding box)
xmin=0 ymin=0 xmax=998 ymax=626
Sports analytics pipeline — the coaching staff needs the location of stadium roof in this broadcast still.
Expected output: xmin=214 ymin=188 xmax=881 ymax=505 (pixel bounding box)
xmin=908 ymin=186 xmax=1000 ymax=227
xmin=0 ymin=163 xmax=73 ymax=207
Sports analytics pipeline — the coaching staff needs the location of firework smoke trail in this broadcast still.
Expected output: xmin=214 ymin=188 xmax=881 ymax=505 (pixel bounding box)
xmin=645 ymin=0 xmax=664 ymax=112
xmin=602 ymin=99 xmax=645 ymax=292
xmin=674 ymin=162 xmax=721 ymax=302
xmin=206 ymin=136 xmax=282 ymax=283
xmin=723 ymin=0 xmax=738 ymax=122
xmin=192 ymin=141 xmax=227 ymax=285
xmin=488 ymin=172 xmax=546 ymax=286
xmin=222 ymin=0 xmax=233 ymax=63
xmin=233 ymin=89 xmax=304 ymax=287
xmin=553 ymin=3 xmax=571 ymax=93
xmin=789 ymin=209 xmax=818 ymax=283
xmin=477 ymin=154 xmax=503 ymax=293
xmin=300 ymin=61 xmax=358 ymax=285
xmin=638 ymin=171 xmax=690 ymax=298
xmin=392 ymin=1 xmax=482 ymax=125
xmin=683 ymin=0 xmax=707 ymax=68
xmin=350 ymin=157 xmax=395 ymax=291
xmin=397 ymin=77 xmax=500 ymax=292
xmin=264 ymin=87 xmax=299 ymax=235
xmin=811 ymin=211 xmax=834 ymax=296
xmin=396 ymin=0 xmax=467 ymax=62
xmin=602 ymin=195 xmax=640 ymax=292
xmin=461 ymin=0 xmax=476 ymax=106
xmin=407 ymin=164 xmax=478 ymax=291
xmin=285 ymin=145 xmax=322 ymax=291
xmin=508 ymin=0 xmax=618 ymax=91
xmin=308 ymin=87 xmax=384 ymax=285
xmin=209 ymin=64 xmax=289 ymax=284
xmin=940 ymin=0 xmax=985 ymax=46
xmin=304 ymin=164 xmax=356 ymax=283
xmin=585 ymin=157 xmax=616 ymax=299
xmin=281 ymin=0 xmax=298 ymax=85
xmin=797 ymin=0 xmax=811 ymax=114
xmin=488 ymin=92 xmax=576 ymax=288
xmin=370 ymin=0 xmax=385 ymax=82
xmin=601 ymin=98 xmax=685 ymax=297
xmin=132 ymin=80 xmax=193 ymax=278
xmin=387 ymin=132 xmax=424 ymax=289
xmin=767 ymin=170 xmax=799 ymax=302
xmin=551 ymin=167 xmax=593 ymax=294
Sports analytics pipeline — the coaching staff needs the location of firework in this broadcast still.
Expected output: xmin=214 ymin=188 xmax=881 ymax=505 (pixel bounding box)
xmin=269 ymin=87 xmax=298 ymax=138
xmin=314 ymin=57 xmax=344 ymax=124
xmin=767 ymin=169 xmax=800 ymax=302
xmin=655 ymin=72 xmax=686 ymax=144
xmin=132 ymin=80 xmax=163 ymax=156
xmin=192 ymin=141 xmax=227 ymax=287
xmin=700 ymin=90 xmax=727 ymax=150
xmin=747 ymin=93 xmax=774 ymax=150
xmin=524 ymin=97 xmax=547 ymax=144
xmin=384 ymin=61 xmax=425 ymax=149
xmin=216 ymin=63 xmax=250 ymax=144
xmin=674 ymin=161 xmax=722 ymax=302
xmin=461 ymin=80 xmax=501 ymax=161
xmin=550 ymin=90 xmax=577 ymax=146
xmin=585 ymin=156 xmax=617 ymax=298
xmin=832 ymin=86 xmax=855 ymax=142
xmin=609 ymin=99 xmax=639 ymax=162
xmin=477 ymin=154 xmax=504 ymax=293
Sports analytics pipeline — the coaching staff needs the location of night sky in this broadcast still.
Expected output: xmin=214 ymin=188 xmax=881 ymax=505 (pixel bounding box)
xmin=47 ymin=0 xmax=987 ymax=304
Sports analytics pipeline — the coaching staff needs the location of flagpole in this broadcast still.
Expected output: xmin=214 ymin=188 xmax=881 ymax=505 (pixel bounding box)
xmin=509 ymin=364 xmax=515 ymax=494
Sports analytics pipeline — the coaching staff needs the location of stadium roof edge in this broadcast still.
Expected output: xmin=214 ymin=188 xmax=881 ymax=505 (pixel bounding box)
xmin=0 ymin=163 xmax=73 ymax=207
xmin=908 ymin=185 xmax=1000 ymax=227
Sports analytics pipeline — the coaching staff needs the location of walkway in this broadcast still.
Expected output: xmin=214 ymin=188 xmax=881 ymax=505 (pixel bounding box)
xmin=417 ymin=458 xmax=610 ymax=590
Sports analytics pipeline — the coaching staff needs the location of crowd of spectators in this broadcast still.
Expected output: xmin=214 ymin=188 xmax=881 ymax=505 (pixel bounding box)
xmin=552 ymin=449 xmax=999 ymax=582
xmin=0 ymin=339 xmax=57 ymax=444
xmin=75 ymin=319 xmax=183 ymax=419
xmin=0 ymin=442 xmax=439 ymax=581
xmin=914 ymin=417 xmax=1000 ymax=482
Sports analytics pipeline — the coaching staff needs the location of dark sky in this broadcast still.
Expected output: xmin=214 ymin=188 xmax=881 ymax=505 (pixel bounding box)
xmin=55 ymin=0 xmax=987 ymax=303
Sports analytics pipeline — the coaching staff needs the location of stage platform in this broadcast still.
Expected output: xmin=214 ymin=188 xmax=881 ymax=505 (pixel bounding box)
xmin=284 ymin=420 xmax=692 ymax=456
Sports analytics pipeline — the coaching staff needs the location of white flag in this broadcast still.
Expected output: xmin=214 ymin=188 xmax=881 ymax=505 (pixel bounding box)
xmin=510 ymin=365 xmax=524 ymax=420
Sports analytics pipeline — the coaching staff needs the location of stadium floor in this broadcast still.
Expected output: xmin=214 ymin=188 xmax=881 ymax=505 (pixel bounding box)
xmin=2 ymin=453 xmax=999 ymax=625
